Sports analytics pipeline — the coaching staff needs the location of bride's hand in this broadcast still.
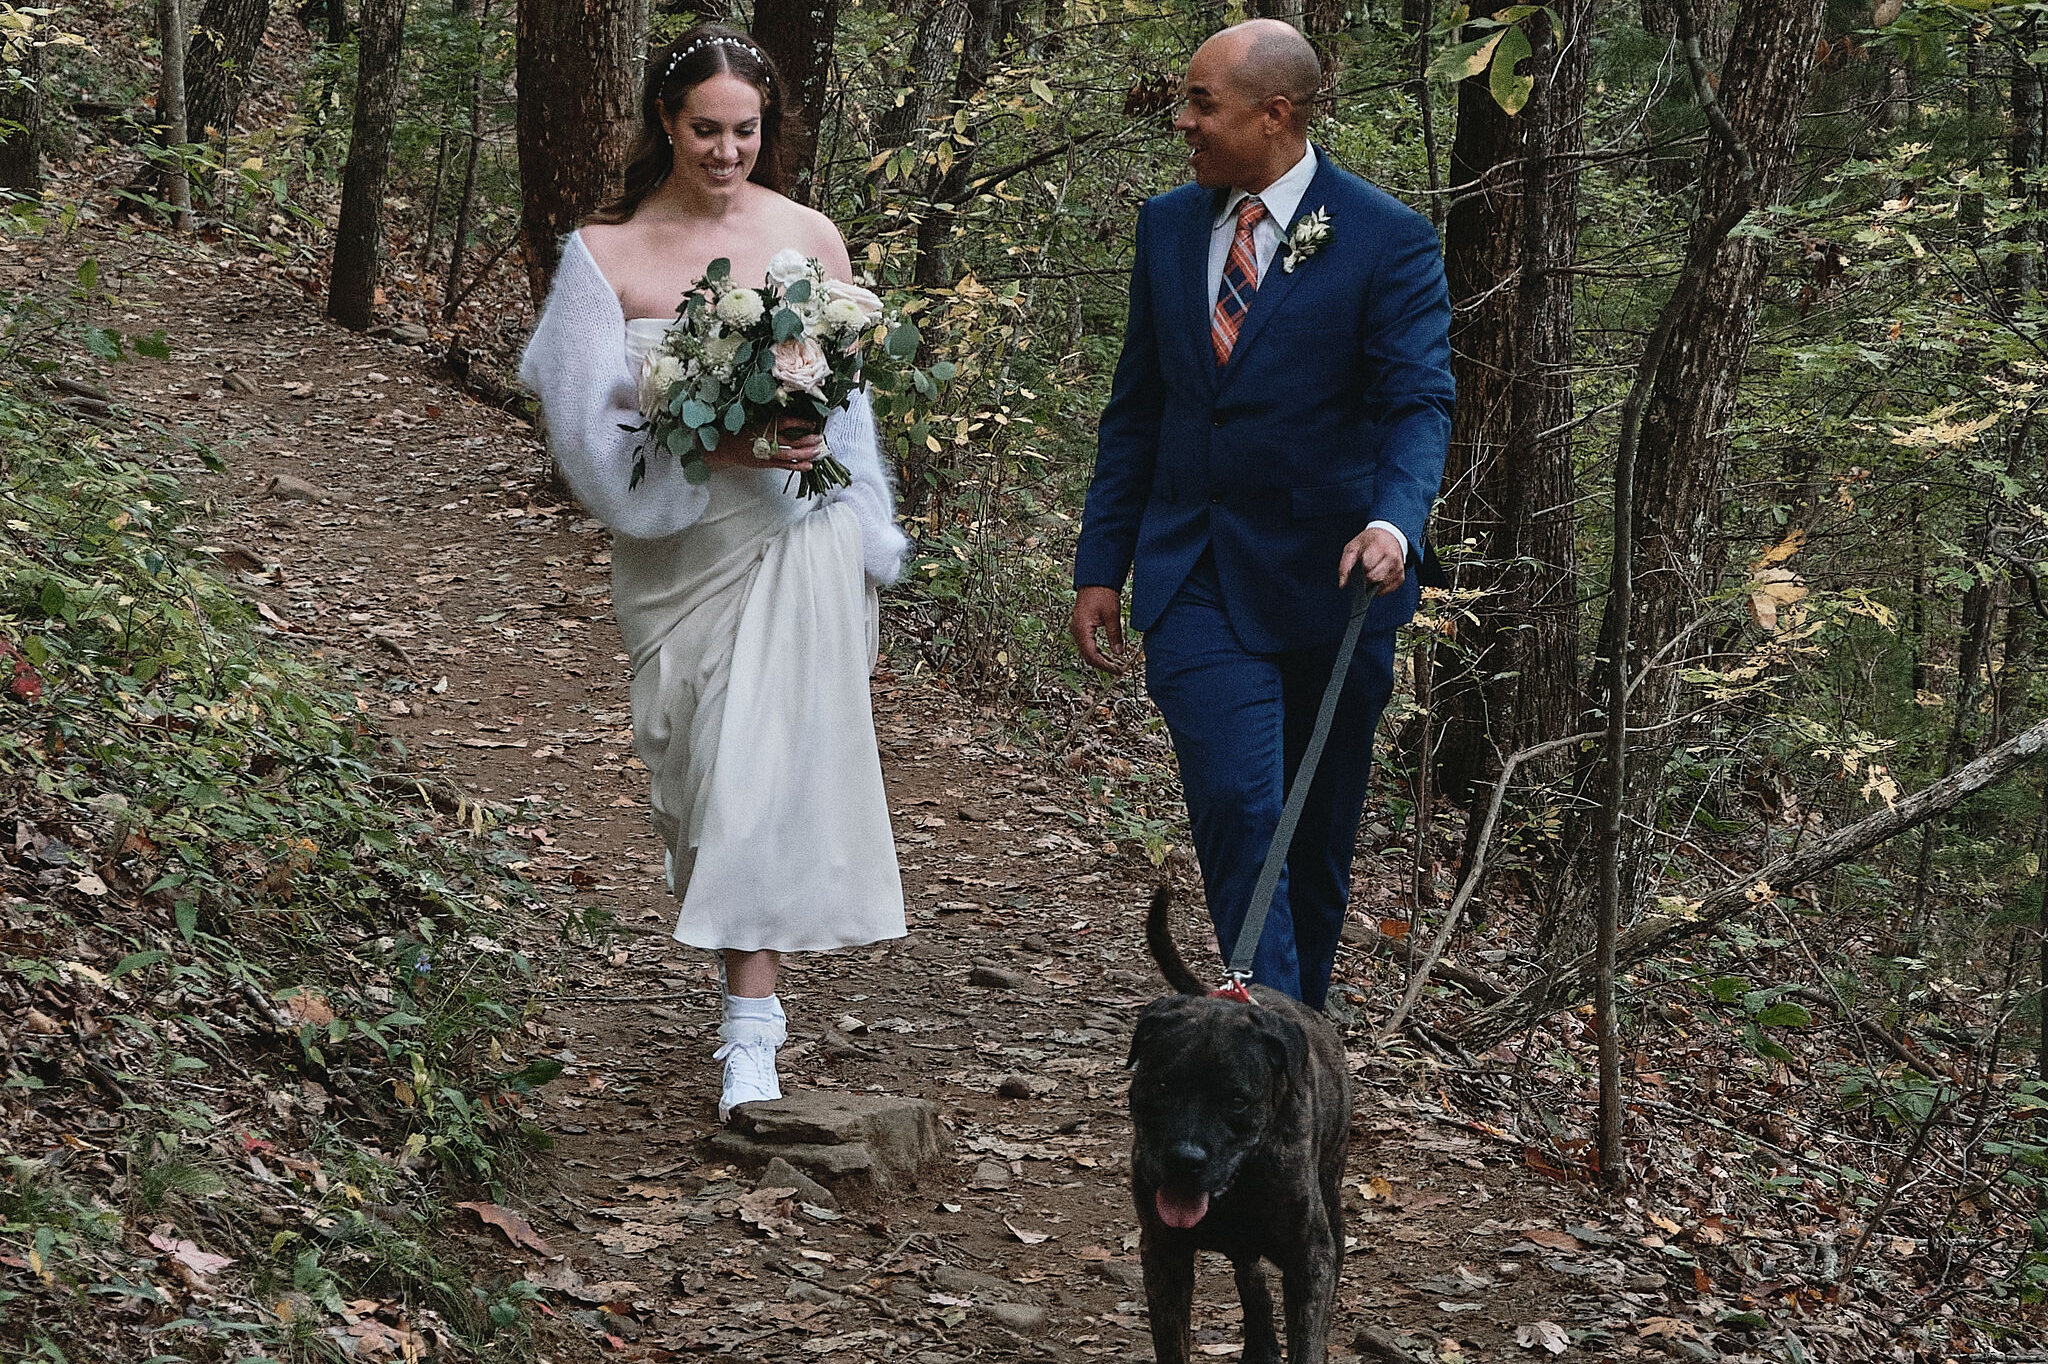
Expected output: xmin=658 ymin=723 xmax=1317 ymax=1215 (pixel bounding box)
xmin=704 ymin=414 xmax=821 ymax=472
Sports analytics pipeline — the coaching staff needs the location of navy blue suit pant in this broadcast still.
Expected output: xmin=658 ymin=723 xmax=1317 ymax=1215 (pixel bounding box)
xmin=1143 ymin=552 xmax=1402 ymax=1010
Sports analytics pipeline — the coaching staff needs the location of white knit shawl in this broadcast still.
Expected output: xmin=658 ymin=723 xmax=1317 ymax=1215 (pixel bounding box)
xmin=517 ymin=231 xmax=911 ymax=587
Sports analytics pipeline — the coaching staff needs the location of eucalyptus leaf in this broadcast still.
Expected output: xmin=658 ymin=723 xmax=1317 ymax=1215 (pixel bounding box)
xmin=885 ymin=321 xmax=922 ymax=360
xmin=772 ymin=308 xmax=805 ymax=341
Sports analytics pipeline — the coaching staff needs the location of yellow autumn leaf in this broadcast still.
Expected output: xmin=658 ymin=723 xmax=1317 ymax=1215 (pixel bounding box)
xmin=1752 ymin=529 xmax=1806 ymax=569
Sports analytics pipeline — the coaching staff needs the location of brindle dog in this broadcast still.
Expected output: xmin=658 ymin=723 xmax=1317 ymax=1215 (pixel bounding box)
xmin=1127 ymin=889 xmax=1351 ymax=1364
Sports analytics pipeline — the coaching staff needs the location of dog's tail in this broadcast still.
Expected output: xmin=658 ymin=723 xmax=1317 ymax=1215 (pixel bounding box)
xmin=1146 ymin=886 xmax=1208 ymax=997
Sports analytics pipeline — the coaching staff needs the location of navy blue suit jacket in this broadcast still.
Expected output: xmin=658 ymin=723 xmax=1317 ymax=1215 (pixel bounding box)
xmin=1073 ymin=152 xmax=1454 ymax=653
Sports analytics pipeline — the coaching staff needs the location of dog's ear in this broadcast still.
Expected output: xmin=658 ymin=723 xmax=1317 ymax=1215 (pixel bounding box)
xmin=1128 ymin=998 xmax=1186 ymax=1069
xmin=1254 ymin=1010 xmax=1309 ymax=1087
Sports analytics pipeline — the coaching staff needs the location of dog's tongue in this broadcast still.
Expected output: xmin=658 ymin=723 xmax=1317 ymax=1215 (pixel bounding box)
xmin=1155 ymin=1187 xmax=1209 ymax=1229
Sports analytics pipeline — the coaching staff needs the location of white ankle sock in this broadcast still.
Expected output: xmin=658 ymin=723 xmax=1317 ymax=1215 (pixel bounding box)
xmin=720 ymin=992 xmax=786 ymax=1046
xmin=724 ymin=992 xmax=784 ymax=1023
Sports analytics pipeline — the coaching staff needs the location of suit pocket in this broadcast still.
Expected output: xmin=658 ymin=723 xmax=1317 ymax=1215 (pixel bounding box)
xmin=1290 ymin=473 xmax=1376 ymax=520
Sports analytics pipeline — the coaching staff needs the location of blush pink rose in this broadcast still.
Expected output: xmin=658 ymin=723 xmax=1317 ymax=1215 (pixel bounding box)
xmin=770 ymin=336 xmax=832 ymax=397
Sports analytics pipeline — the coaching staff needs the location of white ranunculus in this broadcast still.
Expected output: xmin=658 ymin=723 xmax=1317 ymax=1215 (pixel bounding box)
xmin=820 ymin=278 xmax=884 ymax=327
xmin=715 ymin=287 xmax=765 ymax=328
xmin=765 ymin=249 xmax=819 ymax=289
xmin=770 ymin=336 xmax=832 ymax=397
xmin=638 ymin=352 xmax=685 ymax=419
xmin=820 ymin=296 xmax=871 ymax=334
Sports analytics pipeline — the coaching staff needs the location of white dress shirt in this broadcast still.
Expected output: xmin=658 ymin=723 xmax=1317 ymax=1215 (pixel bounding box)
xmin=1205 ymin=145 xmax=1411 ymax=566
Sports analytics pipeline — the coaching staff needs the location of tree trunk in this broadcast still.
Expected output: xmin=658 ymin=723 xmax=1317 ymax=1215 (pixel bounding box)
xmin=2008 ymin=15 xmax=2042 ymax=301
xmin=443 ymin=6 xmax=489 ymax=319
xmin=1304 ymin=0 xmax=1345 ymax=33
xmin=751 ymin=0 xmax=840 ymax=205
xmin=0 ymin=34 xmax=43 ymax=193
xmin=1551 ymin=0 xmax=1827 ymax=958
xmin=1432 ymin=1 xmax=1590 ymax=813
xmin=186 ymin=0 xmax=273 ymax=141
xmin=875 ymin=0 xmax=968 ymax=153
xmin=515 ymin=0 xmax=648 ymax=304
xmin=912 ymin=0 xmax=996 ymax=288
xmin=327 ymin=0 xmax=407 ymax=331
xmin=1249 ymin=0 xmax=1304 ymax=28
xmin=157 ymin=0 xmax=195 ymax=227
xmin=419 ymin=132 xmax=450 ymax=264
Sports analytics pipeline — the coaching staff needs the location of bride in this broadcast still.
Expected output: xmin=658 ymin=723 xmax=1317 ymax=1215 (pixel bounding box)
xmin=519 ymin=24 xmax=908 ymax=1121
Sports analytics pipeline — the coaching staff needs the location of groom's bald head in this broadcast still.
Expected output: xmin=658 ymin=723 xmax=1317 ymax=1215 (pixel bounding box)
xmin=1202 ymin=19 xmax=1321 ymax=132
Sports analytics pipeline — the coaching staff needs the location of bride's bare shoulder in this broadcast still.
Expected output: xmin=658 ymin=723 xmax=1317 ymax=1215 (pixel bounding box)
xmin=575 ymin=221 xmax=634 ymax=275
xmin=781 ymin=199 xmax=853 ymax=277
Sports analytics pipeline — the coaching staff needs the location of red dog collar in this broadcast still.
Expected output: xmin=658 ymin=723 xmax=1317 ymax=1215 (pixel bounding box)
xmin=1210 ymin=975 xmax=1254 ymax=1004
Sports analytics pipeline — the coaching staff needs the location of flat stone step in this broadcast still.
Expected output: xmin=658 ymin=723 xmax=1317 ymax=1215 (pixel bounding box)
xmin=711 ymin=1090 xmax=950 ymax=1193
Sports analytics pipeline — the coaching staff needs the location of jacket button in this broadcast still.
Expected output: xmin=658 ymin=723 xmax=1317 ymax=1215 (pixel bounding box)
xmin=1209 ymin=494 xmax=1222 ymax=504
xmin=1211 ymin=415 xmax=1224 ymax=427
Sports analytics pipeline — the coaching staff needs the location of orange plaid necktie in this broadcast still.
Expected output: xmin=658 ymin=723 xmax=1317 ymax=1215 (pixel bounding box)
xmin=1211 ymin=195 xmax=1267 ymax=366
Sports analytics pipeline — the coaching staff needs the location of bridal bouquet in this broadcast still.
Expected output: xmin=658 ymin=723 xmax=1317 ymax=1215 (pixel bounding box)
xmin=632 ymin=249 xmax=912 ymax=499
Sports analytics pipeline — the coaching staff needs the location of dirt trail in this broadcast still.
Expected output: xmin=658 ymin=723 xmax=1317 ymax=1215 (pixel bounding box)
xmin=42 ymin=231 xmax=1666 ymax=1364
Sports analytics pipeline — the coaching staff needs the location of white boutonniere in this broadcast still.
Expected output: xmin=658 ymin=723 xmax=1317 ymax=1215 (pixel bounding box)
xmin=1281 ymin=207 xmax=1332 ymax=273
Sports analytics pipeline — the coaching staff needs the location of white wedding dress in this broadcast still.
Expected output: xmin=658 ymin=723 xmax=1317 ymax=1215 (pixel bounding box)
xmin=610 ymin=318 xmax=905 ymax=952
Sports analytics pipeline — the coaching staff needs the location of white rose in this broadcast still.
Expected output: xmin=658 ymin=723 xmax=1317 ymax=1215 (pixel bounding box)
xmin=770 ymin=336 xmax=833 ymax=397
xmin=714 ymin=287 xmax=765 ymax=328
xmin=765 ymin=248 xmax=820 ymax=289
xmin=638 ymin=352 xmax=685 ymax=419
xmin=820 ymin=278 xmax=884 ymax=327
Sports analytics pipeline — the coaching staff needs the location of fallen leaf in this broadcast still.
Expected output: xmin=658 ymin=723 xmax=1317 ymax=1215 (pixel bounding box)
xmin=1005 ymin=1219 xmax=1051 ymax=1245
xmin=456 ymin=1200 xmax=557 ymax=1257
xmin=1638 ymin=1317 xmax=1698 ymax=1339
xmin=1519 ymin=1227 xmax=1582 ymax=1252
xmin=148 ymin=1230 xmax=234 ymax=1277
xmin=1517 ymin=1320 xmax=1568 ymax=1354
xmin=285 ymin=991 xmax=336 ymax=1027
xmin=737 ymin=1187 xmax=799 ymax=1238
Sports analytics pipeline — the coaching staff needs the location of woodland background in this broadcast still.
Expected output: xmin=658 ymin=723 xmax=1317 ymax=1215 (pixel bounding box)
xmin=3 ymin=0 xmax=2048 ymax=1358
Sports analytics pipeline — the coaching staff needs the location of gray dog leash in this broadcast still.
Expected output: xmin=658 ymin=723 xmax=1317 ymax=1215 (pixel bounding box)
xmin=1220 ymin=573 xmax=1377 ymax=995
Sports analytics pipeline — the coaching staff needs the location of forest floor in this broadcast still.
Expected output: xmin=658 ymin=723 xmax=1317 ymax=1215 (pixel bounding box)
xmin=8 ymin=221 xmax=1929 ymax=1364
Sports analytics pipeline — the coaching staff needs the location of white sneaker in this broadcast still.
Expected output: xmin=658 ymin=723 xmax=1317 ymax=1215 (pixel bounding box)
xmin=714 ymin=1020 xmax=784 ymax=1122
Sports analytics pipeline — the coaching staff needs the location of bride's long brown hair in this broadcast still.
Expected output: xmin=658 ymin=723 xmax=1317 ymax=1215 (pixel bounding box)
xmin=589 ymin=24 xmax=790 ymax=225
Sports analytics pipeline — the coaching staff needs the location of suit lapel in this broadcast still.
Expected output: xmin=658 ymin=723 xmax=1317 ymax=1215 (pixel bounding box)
xmin=1182 ymin=188 xmax=1224 ymax=390
xmin=1218 ymin=152 xmax=1337 ymax=387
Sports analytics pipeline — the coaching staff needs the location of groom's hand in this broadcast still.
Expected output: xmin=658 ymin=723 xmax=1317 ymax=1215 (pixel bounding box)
xmin=1338 ymin=526 xmax=1407 ymax=597
xmin=1071 ymin=586 xmax=1126 ymax=673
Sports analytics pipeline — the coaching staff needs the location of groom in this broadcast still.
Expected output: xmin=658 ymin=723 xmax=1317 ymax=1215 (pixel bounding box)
xmin=1071 ymin=19 xmax=1452 ymax=1010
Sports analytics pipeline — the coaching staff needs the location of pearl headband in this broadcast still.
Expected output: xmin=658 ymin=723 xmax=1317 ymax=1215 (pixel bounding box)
xmin=663 ymin=35 xmax=762 ymax=84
